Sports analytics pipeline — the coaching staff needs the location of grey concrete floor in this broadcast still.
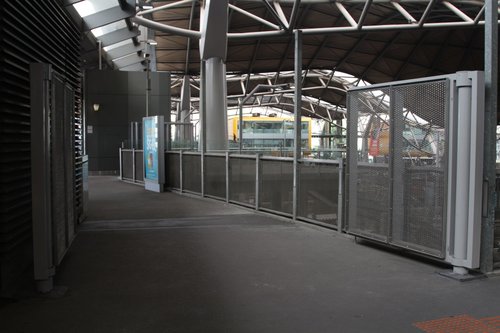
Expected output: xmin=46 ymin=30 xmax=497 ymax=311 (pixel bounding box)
xmin=1 ymin=176 xmax=499 ymax=333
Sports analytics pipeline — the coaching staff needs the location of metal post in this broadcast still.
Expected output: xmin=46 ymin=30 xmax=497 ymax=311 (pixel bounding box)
xmin=180 ymin=75 xmax=191 ymax=143
xmin=453 ymin=73 xmax=473 ymax=274
xmin=165 ymin=123 xmax=171 ymax=151
xmin=146 ymin=58 xmax=151 ymax=117
xmin=255 ymin=153 xmax=260 ymax=210
xmin=481 ymin=0 xmax=498 ymax=273
xmin=132 ymin=148 xmax=136 ymax=182
xmin=135 ymin=122 xmax=139 ymax=149
xmin=239 ymin=102 xmax=243 ymax=153
xmin=337 ymin=158 xmax=344 ymax=232
xmin=292 ymin=30 xmax=303 ymax=221
xmin=129 ymin=122 xmax=134 ymax=149
xmin=119 ymin=148 xmax=123 ymax=180
xmin=98 ymin=40 xmax=102 ymax=70
xmin=226 ymin=151 xmax=230 ymax=203
xmin=201 ymin=152 xmax=205 ymax=196
xmin=199 ymin=60 xmax=207 ymax=153
xmin=179 ymin=150 xmax=184 ymax=193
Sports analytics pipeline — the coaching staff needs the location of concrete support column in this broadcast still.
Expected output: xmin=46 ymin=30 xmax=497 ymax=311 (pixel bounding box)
xmin=204 ymin=58 xmax=228 ymax=151
xmin=199 ymin=0 xmax=228 ymax=152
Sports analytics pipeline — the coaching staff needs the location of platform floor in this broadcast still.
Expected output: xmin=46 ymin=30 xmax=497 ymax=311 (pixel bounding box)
xmin=0 ymin=176 xmax=499 ymax=333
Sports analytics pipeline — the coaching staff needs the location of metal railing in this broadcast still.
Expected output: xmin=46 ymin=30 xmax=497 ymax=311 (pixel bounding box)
xmin=119 ymin=148 xmax=144 ymax=184
xmin=165 ymin=151 xmax=344 ymax=228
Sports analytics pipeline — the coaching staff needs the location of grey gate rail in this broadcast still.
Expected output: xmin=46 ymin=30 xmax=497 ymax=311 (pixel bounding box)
xmin=347 ymin=72 xmax=484 ymax=270
xmin=165 ymin=151 xmax=343 ymax=228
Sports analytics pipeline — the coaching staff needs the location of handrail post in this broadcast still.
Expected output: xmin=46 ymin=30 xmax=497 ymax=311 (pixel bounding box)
xmin=132 ymin=148 xmax=136 ymax=183
xmin=179 ymin=150 xmax=184 ymax=193
xmin=255 ymin=153 xmax=260 ymax=210
xmin=337 ymin=158 xmax=344 ymax=232
xmin=226 ymin=151 xmax=230 ymax=203
xmin=119 ymin=148 xmax=123 ymax=180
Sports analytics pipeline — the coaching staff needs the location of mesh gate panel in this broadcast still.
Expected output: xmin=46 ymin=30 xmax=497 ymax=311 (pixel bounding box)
xmin=122 ymin=150 xmax=133 ymax=180
xmin=135 ymin=151 xmax=144 ymax=182
xmin=260 ymin=159 xmax=293 ymax=215
xmin=229 ymin=157 xmax=256 ymax=206
xmin=182 ymin=154 xmax=201 ymax=193
xmin=298 ymin=162 xmax=339 ymax=225
xmin=348 ymin=81 xmax=447 ymax=257
xmin=348 ymin=88 xmax=391 ymax=242
xmin=205 ymin=155 xmax=226 ymax=199
xmin=166 ymin=153 xmax=180 ymax=189
xmin=392 ymin=82 xmax=447 ymax=256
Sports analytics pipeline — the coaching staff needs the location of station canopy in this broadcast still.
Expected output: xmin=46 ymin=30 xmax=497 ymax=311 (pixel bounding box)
xmin=78 ymin=1 xmax=494 ymax=120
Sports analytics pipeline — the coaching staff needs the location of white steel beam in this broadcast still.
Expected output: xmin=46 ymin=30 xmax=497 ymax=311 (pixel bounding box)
xmin=335 ymin=2 xmax=358 ymax=28
xmin=442 ymin=1 xmax=474 ymax=23
xmin=228 ymin=4 xmax=280 ymax=30
xmin=391 ymin=2 xmax=417 ymax=23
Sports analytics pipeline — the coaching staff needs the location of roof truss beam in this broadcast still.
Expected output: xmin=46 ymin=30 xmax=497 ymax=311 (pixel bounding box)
xmin=106 ymin=43 xmax=144 ymax=59
xmin=137 ymin=0 xmax=496 ymax=40
xmin=83 ymin=0 xmax=135 ymax=31
xmin=98 ymin=27 xmax=140 ymax=47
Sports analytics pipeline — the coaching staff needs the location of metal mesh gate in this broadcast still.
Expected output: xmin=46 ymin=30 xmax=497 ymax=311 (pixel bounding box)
xmin=348 ymin=88 xmax=391 ymax=242
xmin=348 ymin=80 xmax=448 ymax=257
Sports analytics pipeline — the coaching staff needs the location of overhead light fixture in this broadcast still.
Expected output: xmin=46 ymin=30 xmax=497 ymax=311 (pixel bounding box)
xmin=142 ymin=5 xmax=153 ymax=9
xmin=147 ymin=39 xmax=158 ymax=46
xmin=93 ymin=103 xmax=100 ymax=112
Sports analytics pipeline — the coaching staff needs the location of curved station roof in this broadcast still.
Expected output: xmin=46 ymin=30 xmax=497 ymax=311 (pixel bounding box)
xmin=136 ymin=0 xmax=491 ymax=119
xmin=77 ymin=0 xmax=495 ymax=120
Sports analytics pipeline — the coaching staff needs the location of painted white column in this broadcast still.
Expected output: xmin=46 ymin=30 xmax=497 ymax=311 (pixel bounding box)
xmin=199 ymin=0 xmax=228 ymax=152
xmin=205 ymin=57 xmax=228 ymax=151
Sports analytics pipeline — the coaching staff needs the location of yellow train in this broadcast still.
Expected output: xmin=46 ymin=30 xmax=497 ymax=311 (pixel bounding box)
xmin=228 ymin=115 xmax=312 ymax=154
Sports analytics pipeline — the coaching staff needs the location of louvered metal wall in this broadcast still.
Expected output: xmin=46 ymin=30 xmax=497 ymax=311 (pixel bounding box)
xmin=0 ymin=0 xmax=82 ymax=296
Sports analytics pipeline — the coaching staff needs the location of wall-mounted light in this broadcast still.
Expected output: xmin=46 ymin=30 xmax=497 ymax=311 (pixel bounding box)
xmin=93 ymin=103 xmax=100 ymax=112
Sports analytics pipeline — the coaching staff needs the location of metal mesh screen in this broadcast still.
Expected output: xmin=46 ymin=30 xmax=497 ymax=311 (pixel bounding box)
xmin=166 ymin=153 xmax=180 ymax=189
xmin=205 ymin=155 xmax=226 ymax=199
xmin=348 ymin=80 xmax=447 ymax=257
xmin=135 ymin=151 xmax=144 ymax=182
xmin=260 ymin=159 xmax=293 ymax=215
xmin=348 ymin=87 xmax=391 ymax=242
xmin=229 ymin=157 xmax=256 ymax=206
xmin=182 ymin=153 xmax=201 ymax=193
xmin=122 ymin=150 xmax=134 ymax=180
xmin=391 ymin=82 xmax=447 ymax=256
xmin=298 ymin=161 xmax=339 ymax=225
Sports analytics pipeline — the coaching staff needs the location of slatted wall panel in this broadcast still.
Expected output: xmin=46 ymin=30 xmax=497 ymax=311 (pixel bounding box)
xmin=0 ymin=0 xmax=82 ymax=296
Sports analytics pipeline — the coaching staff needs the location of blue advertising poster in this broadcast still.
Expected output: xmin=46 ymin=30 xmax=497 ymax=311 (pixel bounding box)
xmin=143 ymin=117 xmax=159 ymax=181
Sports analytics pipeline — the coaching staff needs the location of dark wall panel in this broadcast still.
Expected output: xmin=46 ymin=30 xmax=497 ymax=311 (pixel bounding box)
xmin=0 ymin=0 xmax=82 ymax=296
xmin=86 ymin=70 xmax=171 ymax=172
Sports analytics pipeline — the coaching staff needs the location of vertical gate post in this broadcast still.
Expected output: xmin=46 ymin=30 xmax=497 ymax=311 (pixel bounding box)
xmin=255 ymin=154 xmax=260 ymax=210
xmin=226 ymin=151 xmax=230 ymax=203
xmin=292 ymin=29 xmax=303 ymax=221
xmin=179 ymin=150 xmax=184 ymax=193
xmin=337 ymin=159 xmax=344 ymax=232
xmin=481 ymin=0 xmax=498 ymax=273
